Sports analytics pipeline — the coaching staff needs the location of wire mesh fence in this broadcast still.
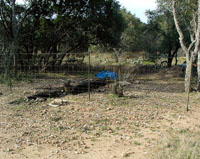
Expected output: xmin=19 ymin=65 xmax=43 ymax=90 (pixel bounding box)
xmin=0 ymin=51 xmax=167 ymax=100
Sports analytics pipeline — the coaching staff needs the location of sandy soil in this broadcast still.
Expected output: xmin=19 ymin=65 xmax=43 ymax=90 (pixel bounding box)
xmin=0 ymin=67 xmax=200 ymax=159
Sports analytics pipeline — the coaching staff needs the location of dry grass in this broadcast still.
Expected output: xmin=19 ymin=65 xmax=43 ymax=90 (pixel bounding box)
xmin=151 ymin=129 xmax=200 ymax=159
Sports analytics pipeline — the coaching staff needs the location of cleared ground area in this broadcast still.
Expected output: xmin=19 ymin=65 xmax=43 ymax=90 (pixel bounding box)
xmin=0 ymin=67 xmax=200 ymax=159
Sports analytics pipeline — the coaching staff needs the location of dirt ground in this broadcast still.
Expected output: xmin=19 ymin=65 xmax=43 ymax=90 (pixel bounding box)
xmin=0 ymin=66 xmax=200 ymax=159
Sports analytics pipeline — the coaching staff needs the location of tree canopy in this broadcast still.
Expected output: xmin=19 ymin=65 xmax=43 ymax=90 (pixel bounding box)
xmin=120 ymin=8 xmax=145 ymax=52
xmin=1 ymin=0 xmax=126 ymax=52
xmin=145 ymin=5 xmax=180 ymax=66
xmin=0 ymin=0 xmax=126 ymax=68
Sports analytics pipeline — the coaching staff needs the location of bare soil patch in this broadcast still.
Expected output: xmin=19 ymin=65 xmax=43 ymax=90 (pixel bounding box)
xmin=0 ymin=67 xmax=200 ymax=159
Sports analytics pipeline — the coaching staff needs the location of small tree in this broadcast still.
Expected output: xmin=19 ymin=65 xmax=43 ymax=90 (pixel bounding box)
xmin=172 ymin=0 xmax=200 ymax=93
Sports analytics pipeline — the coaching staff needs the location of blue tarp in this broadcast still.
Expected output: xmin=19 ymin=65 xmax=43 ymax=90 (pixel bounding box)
xmin=96 ymin=71 xmax=118 ymax=80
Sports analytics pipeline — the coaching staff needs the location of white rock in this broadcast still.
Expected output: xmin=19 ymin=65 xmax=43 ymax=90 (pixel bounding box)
xmin=49 ymin=99 xmax=68 ymax=107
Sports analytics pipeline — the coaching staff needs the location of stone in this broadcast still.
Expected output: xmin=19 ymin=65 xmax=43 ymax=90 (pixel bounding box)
xmin=49 ymin=99 xmax=68 ymax=107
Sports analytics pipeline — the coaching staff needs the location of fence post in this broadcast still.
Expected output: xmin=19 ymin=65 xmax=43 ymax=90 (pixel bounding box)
xmin=88 ymin=49 xmax=91 ymax=100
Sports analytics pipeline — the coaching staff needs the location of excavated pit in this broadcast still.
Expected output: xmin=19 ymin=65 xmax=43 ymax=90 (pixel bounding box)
xmin=27 ymin=79 xmax=110 ymax=100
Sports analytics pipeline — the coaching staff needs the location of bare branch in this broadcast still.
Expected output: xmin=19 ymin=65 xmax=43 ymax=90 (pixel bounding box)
xmin=188 ymin=40 xmax=196 ymax=53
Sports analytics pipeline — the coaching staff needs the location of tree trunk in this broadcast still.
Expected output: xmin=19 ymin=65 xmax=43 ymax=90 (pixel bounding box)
xmin=172 ymin=0 xmax=196 ymax=93
xmin=197 ymin=51 xmax=200 ymax=91
xmin=175 ymin=51 xmax=178 ymax=65
xmin=185 ymin=57 xmax=193 ymax=92
xmin=173 ymin=44 xmax=179 ymax=66
xmin=167 ymin=51 xmax=172 ymax=68
xmin=167 ymin=45 xmax=179 ymax=68
xmin=194 ymin=0 xmax=200 ymax=91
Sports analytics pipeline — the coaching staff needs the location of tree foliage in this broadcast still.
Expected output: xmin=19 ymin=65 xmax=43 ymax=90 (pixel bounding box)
xmin=145 ymin=5 xmax=180 ymax=66
xmin=0 ymin=0 xmax=125 ymax=69
xmin=120 ymin=8 xmax=145 ymax=52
